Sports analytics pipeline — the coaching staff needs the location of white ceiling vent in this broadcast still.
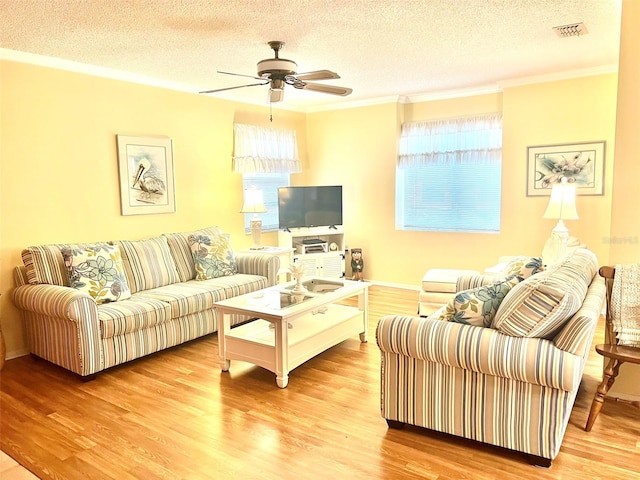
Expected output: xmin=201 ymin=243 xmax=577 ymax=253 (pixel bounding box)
xmin=553 ymin=23 xmax=588 ymax=37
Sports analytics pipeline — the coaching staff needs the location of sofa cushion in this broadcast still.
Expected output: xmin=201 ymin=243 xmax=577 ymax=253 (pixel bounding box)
xmin=163 ymin=226 xmax=224 ymax=282
xmin=98 ymin=295 xmax=172 ymax=339
xmin=61 ymin=244 xmax=132 ymax=304
xmin=189 ymin=233 xmax=238 ymax=280
xmin=21 ymin=242 xmax=111 ymax=286
xmin=438 ymin=275 xmax=520 ymax=327
xmin=199 ymin=274 xmax=268 ymax=298
xmin=118 ymin=236 xmax=179 ymax=294
xmin=554 ymin=276 xmax=606 ymax=354
xmin=135 ymin=282 xmax=227 ymax=317
xmin=492 ymin=249 xmax=597 ymax=338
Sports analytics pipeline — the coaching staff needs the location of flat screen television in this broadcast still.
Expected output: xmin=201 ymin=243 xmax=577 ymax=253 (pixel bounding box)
xmin=278 ymin=185 xmax=343 ymax=230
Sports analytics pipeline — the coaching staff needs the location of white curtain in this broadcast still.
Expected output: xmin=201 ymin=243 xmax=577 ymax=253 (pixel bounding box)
xmin=233 ymin=123 xmax=302 ymax=173
xmin=398 ymin=113 xmax=502 ymax=168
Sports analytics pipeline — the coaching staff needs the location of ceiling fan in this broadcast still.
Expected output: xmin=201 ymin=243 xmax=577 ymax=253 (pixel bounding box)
xmin=199 ymin=41 xmax=352 ymax=103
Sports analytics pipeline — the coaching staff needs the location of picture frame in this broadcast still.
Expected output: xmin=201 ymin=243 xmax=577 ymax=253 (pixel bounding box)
xmin=526 ymin=141 xmax=605 ymax=196
xmin=117 ymin=135 xmax=176 ymax=215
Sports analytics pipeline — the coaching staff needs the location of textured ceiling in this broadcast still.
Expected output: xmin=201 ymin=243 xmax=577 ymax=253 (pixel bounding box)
xmin=0 ymin=0 xmax=623 ymax=111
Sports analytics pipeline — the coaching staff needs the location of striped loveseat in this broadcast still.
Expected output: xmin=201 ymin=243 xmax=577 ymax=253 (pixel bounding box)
xmin=376 ymin=249 xmax=605 ymax=467
xmin=12 ymin=227 xmax=279 ymax=379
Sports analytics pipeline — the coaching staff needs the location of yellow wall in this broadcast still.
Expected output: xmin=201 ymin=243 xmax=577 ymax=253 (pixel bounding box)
xmin=0 ymin=59 xmax=622 ymax=364
xmin=304 ymin=103 xmax=399 ymax=280
xmin=305 ymin=75 xmax=618 ymax=285
xmin=607 ymin=0 xmax=640 ymax=400
xmin=0 ymin=60 xmax=306 ymax=358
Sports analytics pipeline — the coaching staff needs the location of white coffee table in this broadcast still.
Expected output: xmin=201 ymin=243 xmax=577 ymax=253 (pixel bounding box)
xmin=214 ymin=277 xmax=369 ymax=388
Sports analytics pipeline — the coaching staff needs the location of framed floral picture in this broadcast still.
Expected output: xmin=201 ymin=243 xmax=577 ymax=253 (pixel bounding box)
xmin=526 ymin=141 xmax=605 ymax=196
xmin=117 ymin=135 xmax=176 ymax=215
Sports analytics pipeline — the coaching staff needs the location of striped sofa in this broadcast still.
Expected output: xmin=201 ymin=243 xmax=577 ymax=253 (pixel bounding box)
xmin=376 ymin=249 xmax=605 ymax=467
xmin=12 ymin=227 xmax=280 ymax=379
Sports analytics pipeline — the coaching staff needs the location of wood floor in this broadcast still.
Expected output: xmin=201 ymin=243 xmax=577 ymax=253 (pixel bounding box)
xmin=1 ymin=285 xmax=639 ymax=479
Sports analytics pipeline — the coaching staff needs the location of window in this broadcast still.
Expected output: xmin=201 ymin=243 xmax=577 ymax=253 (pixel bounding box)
xmin=233 ymin=123 xmax=301 ymax=233
xmin=232 ymin=124 xmax=301 ymax=174
xmin=396 ymin=113 xmax=502 ymax=233
xmin=242 ymin=173 xmax=289 ymax=232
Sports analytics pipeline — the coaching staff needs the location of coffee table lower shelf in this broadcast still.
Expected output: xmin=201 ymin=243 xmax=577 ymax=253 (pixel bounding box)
xmin=222 ymin=303 xmax=365 ymax=387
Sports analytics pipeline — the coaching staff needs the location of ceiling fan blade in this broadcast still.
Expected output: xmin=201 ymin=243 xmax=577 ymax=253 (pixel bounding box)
xmin=296 ymin=82 xmax=353 ymax=96
xmin=217 ymin=71 xmax=270 ymax=81
xmin=293 ymin=70 xmax=340 ymax=81
xmin=199 ymin=82 xmax=269 ymax=94
xmin=269 ymin=88 xmax=284 ymax=103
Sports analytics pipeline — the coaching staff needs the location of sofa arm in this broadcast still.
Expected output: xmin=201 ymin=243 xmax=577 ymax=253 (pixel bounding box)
xmin=12 ymin=284 xmax=102 ymax=376
xmin=235 ymin=253 xmax=280 ymax=286
xmin=13 ymin=284 xmax=98 ymax=320
xmin=376 ymin=315 xmax=583 ymax=391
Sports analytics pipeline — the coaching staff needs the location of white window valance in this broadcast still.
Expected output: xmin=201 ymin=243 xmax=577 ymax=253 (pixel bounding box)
xmin=232 ymin=123 xmax=302 ymax=173
xmin=398 ymin=113 xmax=502 ymax=168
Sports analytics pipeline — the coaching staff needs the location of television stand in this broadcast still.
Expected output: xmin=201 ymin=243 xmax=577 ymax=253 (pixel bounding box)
xmin=277 ymin=226 xmax=345 ymax=279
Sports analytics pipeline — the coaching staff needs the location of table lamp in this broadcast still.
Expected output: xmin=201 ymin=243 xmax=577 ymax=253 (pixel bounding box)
xmin=542 ymin=177 xmax=579 ymax=266
xmin=241 ymin=187 xmax=267 ymax=249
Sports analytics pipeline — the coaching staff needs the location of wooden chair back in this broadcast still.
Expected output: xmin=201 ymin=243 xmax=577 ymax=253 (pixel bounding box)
xmin=598 ymin=265 xmax=616 ymax=345
xmin=585 ymin=265 xmax=640 ymax=431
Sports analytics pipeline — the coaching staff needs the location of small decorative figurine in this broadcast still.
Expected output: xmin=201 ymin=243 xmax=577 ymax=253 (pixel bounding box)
xmin=288 ymin=263 xmax=307 ymax=294
xmin=351 ymin=248 xmax=364 ymax=281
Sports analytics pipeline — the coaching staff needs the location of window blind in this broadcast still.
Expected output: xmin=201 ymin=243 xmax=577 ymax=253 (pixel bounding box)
xmin=396 ymin=113 xmax=502 ymax=233
xmin=243 ymin=173 xmax=290 ymax=233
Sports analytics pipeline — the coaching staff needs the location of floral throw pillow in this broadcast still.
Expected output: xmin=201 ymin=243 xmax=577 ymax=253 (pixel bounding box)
xmin=503 ymin=256 xmax=544 ymax=280
xmin=188 ymin=233 xmax=238 ymax=280
xmin=61 ymin=244 xmax=132 ymax=304
xmin=439 ymin=275 xmax=521 ymax=327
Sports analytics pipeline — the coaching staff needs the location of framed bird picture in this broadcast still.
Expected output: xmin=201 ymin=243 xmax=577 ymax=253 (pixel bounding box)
xmin=526 ymin=141 xmax=605 ymax=196
xmin=117 ymin=135 xmax=176 ymax=215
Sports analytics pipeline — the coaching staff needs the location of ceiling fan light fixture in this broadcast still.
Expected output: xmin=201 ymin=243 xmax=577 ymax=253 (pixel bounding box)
xmin=270 ymin=79 xmax=285 ymax=90
xmin=257 ymin=58 xmax=297 ymax=77
xmin=269 ymin=88 xmax=284 ymax=104
xmin=201 ymin=40 xmax=352 ymax=104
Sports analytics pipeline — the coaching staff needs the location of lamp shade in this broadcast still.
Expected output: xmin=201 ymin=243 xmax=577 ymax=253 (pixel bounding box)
xmin=240 ymin=187 xmax=267 ymax=214
xmin=543 ymin=177 xmax=578 ymax=220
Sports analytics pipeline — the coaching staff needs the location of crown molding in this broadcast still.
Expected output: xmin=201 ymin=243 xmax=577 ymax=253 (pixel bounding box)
xmin=1 ymin=48 xmax=619 ymax=114
xmin=499 ymin=64 xmax=619 ymax=88
xmin=304 ymin=95 xmax=407 ymax=113
xmin=0 ymin=48 xmax=201 ymax=94
xmin=305 ymin=64 xmax=619 ymax=111
xmin=0 ymin=48 xmax=306 ymax=112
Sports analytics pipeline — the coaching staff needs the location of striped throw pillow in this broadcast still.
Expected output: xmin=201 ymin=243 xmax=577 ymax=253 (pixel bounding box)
xmin=117 ymin=236 xmax=179 ymax=294
xmin=492 ymin=249 xmax=597 ymax=338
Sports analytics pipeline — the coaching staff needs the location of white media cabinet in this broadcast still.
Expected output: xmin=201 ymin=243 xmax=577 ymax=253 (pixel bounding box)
xmin=278 ymin=226 xmax=346 ymax=279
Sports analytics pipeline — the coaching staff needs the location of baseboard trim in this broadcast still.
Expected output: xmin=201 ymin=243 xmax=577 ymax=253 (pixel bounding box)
xmin=6 ymin=347 xmax=30 ymax=360
xmin=609 ymin=393 xmax=640 ymax=404
xmin=360 ymin=279 xmax=420 ymax=291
